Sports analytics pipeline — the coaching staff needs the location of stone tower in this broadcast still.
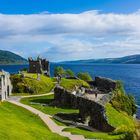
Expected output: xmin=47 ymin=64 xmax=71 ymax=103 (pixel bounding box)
xmin=28 ymin=57 xmax=50 ymax=76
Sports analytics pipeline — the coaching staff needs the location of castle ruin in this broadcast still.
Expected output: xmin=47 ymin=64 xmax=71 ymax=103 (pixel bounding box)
xmin=0 ymin=71 xmax=12 ymax=101
xmin=53 ymin=77 xmax=116 ymax=132
xmin=28 ymin=57 xmax=50 ymax=76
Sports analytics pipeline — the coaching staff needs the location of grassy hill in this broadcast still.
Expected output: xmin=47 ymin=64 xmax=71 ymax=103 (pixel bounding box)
xmin=0 ymin=50 xmax=27 ymax=64
xmin=11 ymin=73 xmax=55 ymax=95
xmin=60 ymin=54 xmax=140 ymax=64
xmin=0 ymin=102 xmax=68 ymax=140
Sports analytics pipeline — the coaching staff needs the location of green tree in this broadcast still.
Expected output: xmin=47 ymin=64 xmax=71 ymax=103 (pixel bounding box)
xmin=77 ymin=72 xmax=92 ymax=81
xmin=54 ymin=66 xmax=65 ymax=77
xmin=65 ymin=69 xmax=74 ymax=77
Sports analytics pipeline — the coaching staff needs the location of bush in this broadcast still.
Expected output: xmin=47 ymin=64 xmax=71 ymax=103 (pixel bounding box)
xmin=111 ymin=81 xmax=137 ymax=116
xmin=122 ymin=132 xmax=135 ymax=140
xmin=65 ymin=69 xmax=74 ymax=77
xmin=10 ymin=75 xmax=24 ymax=93
xmin=54 ymin=66 xmax=65 ymax=77
xmin=77 ymin=72 xmax=92 ymax=81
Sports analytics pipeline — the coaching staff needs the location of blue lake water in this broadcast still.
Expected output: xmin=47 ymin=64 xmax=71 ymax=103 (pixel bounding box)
xmin=0 ymin=63 xmax=140 ymax=117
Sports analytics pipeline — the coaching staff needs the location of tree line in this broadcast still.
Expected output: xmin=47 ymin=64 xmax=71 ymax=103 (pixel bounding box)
xmin=54 ymin=66 xmax=92 ymax=81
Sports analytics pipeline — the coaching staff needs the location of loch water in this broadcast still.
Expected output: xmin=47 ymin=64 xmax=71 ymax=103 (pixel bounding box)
xmin=0 ymin=63 xmax=140 ymax=117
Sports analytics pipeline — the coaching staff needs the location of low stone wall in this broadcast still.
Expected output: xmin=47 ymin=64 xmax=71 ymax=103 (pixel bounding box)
xmin=53 ymin=113 xmax=97 ymax=132
xmin=54 ymin=86 xmax=114 ymax=132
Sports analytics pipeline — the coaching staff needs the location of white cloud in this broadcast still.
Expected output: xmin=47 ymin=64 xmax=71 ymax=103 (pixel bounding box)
xmin=0 ymin=10 xmax=140 ymax=61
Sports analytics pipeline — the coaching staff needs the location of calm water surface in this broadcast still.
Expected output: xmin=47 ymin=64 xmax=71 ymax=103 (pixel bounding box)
xmin=0 ymin=64 xmax=140 ymax=116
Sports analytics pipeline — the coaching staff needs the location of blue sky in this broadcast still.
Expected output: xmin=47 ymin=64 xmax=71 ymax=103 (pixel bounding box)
xmin=0 ymin=0 xmax=140 ymax=14
xmin=0 ymin=1 xmax=140 ymax=61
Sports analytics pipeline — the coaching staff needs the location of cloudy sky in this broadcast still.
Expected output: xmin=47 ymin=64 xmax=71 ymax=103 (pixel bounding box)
xmin=0 ymin=0 xmax=140 ymax=61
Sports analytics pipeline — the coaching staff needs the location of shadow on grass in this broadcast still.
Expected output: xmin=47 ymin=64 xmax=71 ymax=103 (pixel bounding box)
xmin=31 ymin=98 xmax=53 ymax=104
xmin=30 ymin=98 xmax=76 ymax=110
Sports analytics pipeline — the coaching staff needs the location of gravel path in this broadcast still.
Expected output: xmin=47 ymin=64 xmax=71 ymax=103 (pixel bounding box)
xmin=7 ymin=93 xmax=85 ymax=140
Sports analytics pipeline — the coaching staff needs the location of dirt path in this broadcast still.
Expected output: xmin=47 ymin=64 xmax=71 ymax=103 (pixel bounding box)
xmin=7 ymin=93 xmax=85 ymax=140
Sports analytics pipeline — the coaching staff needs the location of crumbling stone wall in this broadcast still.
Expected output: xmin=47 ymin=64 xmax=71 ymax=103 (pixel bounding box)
xmin=0 ymin=71 xmax=12 ymax=101
xmin=95 ymin=76 xmax=116 ymax=93
xmin=54 ymin=86 xmax=79 ymax=108
xmin=54 ymin=86 xmax=114 ymax=132
xmin=78 ymin=96 xmax=114 ymax=131
xmin=28 ymin=57 xmax=50 ymax=75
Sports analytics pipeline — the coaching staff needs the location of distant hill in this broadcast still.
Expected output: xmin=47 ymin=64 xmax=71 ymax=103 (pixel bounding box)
xmin=60 ymin=54 xmax=140 ymax=64
xmin=0 ymin=50 xmax=28 ymax=64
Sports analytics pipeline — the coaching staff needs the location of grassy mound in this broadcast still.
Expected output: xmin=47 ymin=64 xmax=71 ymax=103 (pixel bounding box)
xmin=60 ymin=78 xmax=90 ymax=91
xmin=11 ymin=73 xmax=55 ymax=94
xmin=0 ymin=102 xmax=68 ymax=140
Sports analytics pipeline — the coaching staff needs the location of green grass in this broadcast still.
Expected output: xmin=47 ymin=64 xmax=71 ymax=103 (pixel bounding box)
xmin=21 ymin=94 xmax=79 ymax=116
xmin=63 ymin=128 xmax=124 ymax=140
xmin=11 ymin=74 xmax=55 ymax=95
xmin=52 ymin=118 xmax=66 ymax=126
xmin=12 ymin=92 xmax=52 ymax=96
xmin=62 ymin=102 xmax=137 ymax=140
xmin=23 ymin=74 xmax=55 ymax=94
xmin=105 ymin=103 xmax=135 ymax=131
xmin=12 ymin=93 xmax=36 ymax=96
xmin=0 ymin=102 xmax=68 ymax=140
xmin=60 ymin=78 xmax=90 ymax=91
xmin=20 ymin=95 xmax=126 ymax=140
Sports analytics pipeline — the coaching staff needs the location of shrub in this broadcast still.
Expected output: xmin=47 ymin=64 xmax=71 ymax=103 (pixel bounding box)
xmin=54 ymin=66 xmax=65 ymax=77
xmin=65 ymin=69 xmax=74 ymax=77
xmin=111 ymin=81 xmax=137 ymax=116
xmin=20 ymin=68 xmax=28 ymax=72
xmin=77 ymin=72 xmax=92 ymax=81
xmin=10 ymin=75 xmax=24 ymax=93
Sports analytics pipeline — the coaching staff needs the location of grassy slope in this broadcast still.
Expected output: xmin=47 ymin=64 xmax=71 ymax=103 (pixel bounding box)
xmin=63 ymin=128 xmax=124 ymax=140
xmin=106 ymin=103 xmax=135 ymax=130
xmin=21 ymin=95 xmax=124 ymax=140
xmin=24 ymin=74 xmax=54 ymax=94
xmin=21 ymin=94 xmax=79 ymax=116
xmin=0 ymin=102 xmax=68 ymax=140
xmin=60 ymin=78 xmax=90 ymax=91
xmin=0 ymin=50 xmax=27 ymax=64
xmin=12 ymin=73 xmax=55 ymax=95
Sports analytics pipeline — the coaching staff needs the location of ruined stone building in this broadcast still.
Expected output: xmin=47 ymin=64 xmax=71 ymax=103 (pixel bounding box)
xmin=28 ymin=57 xmax=50 ymax=76
xmin=54 ymin=77 xmax=116 ymax=132
xmin=0 ymin=71 xmax=12 ymax=101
